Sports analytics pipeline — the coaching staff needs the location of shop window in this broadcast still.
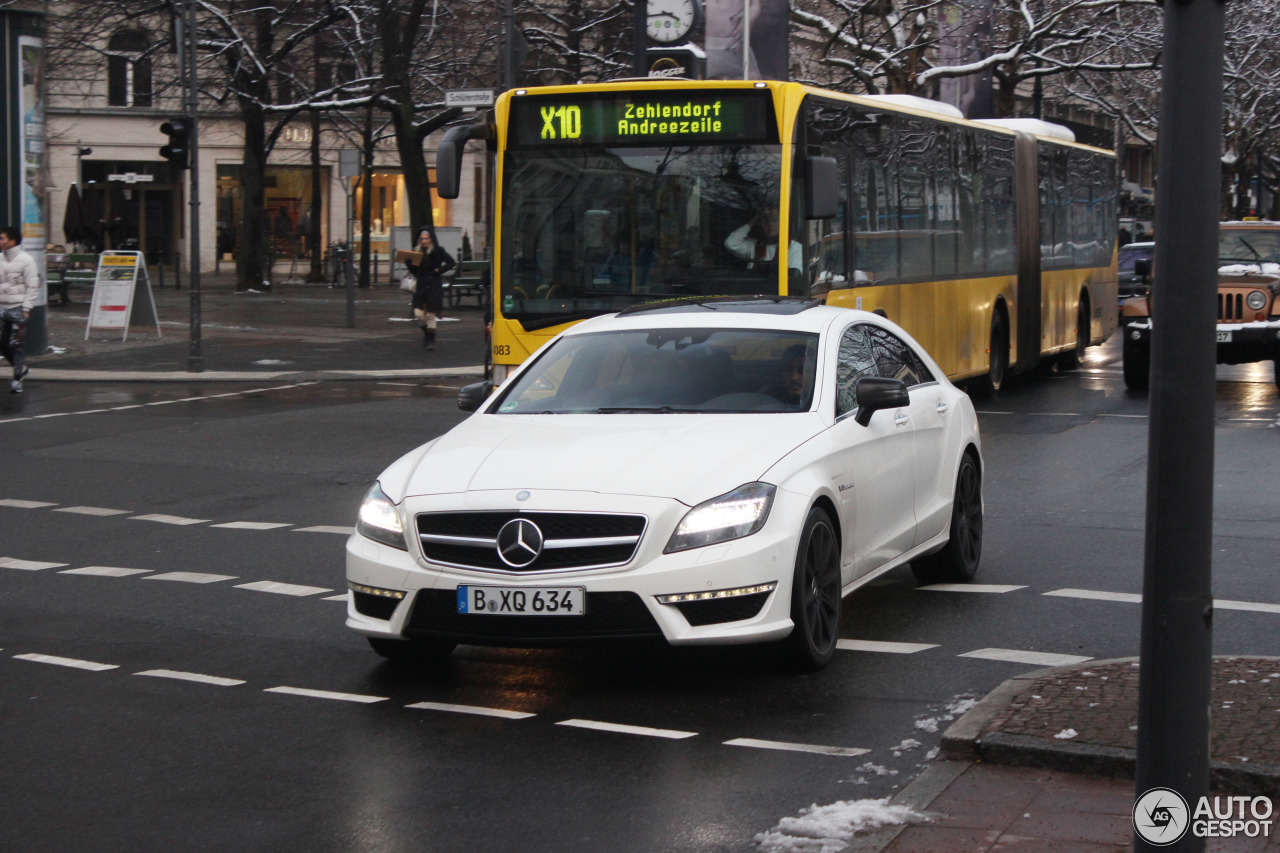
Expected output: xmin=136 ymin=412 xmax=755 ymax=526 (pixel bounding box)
xmin=107 ymin=31 xmax=152 ymax=108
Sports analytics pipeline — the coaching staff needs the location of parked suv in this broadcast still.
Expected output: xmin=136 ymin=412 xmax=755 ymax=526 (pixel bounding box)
xmin=1121 ymin=221 xmax=1280 ymax=390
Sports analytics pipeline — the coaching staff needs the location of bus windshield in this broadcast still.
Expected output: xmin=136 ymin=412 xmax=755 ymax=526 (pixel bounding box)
xmin=499 ymin=144 xmax=793 ymax=328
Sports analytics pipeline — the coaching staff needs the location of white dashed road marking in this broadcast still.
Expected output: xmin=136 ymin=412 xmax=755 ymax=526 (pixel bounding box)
xmin=0 ymin=557 xmax=69 ymax=571
xmin=60 ymin=566 xmax=152 ymax=577
xmin=324 ymin=593 xmax=349 ymax=602
xmin=136 ymin=669 xmax=246 ymax=687
xmin=54 ymin=506 xmax=130 ymax=516
xmin=15 ymin=653 xmax=119 ymax=671
xmin=407 ymin=702 xmax=536 ymax=720
xmin=0 ymin=499 xmax=57 ymax=508
xmin=235 ymin=580 xmax=332 ymax=597
xmin=131 ymin=514 xmax=212 ymax=526
xmin=837 ymin=639 xmax=938 ymax=654
xmin=211 ymin=521 xmax=293 ymax=530
xmin=293 ymin=526 xmax=356 ymax=535
xmin=724 ymin=738 xmax=870 ymax=757
xmin=1044 ymin=588 xmax=1142 ymax=604
xmin=1215 ymin=599 xmax=1280 ymax=615
xmin=265 ymin=686 xmax=388 ymax=704
xmin=556 ymin=719 xmax=698 ymax=739
xmin=145 ymin=572 xmax=237 ymax=584
xmin=959 ymin=648 xmax=1093 ymax=667
xmin=918 ymin=583 xmax=1027 ymax=593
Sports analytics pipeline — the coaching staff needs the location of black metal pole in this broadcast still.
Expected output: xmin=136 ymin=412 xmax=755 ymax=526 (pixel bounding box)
xmin=633 ymin=0 xmax=648 ymax=77
xmin=1133 ymin=0 xmax=1224 ymax=849
xmin=184 ymin=0 xmax=203 ymax=373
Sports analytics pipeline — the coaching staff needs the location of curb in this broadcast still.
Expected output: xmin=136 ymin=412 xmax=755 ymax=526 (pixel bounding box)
xmin=840 ymin=760 xmax=969 ymax=853
xmin=938 ymin=656 xmax=1280 ymax=797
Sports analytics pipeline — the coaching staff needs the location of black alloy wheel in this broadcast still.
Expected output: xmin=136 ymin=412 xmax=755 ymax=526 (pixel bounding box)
xmin=784 ymin=508 xmax=842 ymax=670
xmin=912 ymin=454 xmax=983 ymax=584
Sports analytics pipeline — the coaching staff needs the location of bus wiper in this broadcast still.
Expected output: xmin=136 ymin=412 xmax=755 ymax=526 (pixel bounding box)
xmin=1238 ymin=237 xmax=1263 ymax=261
xmin=596 ymin=406 xmax=694 ymax=414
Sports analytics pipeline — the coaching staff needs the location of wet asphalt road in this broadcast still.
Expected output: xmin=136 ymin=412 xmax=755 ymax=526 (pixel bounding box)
xmin=1 ymin=338 xmax=1278 ymax=853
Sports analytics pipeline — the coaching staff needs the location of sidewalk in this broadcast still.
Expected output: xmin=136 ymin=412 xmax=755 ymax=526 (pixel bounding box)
xmin=853 ymin=657 xmax=1280 ymax=852
xmin=29 ymin=271 xmax=488 ymax=381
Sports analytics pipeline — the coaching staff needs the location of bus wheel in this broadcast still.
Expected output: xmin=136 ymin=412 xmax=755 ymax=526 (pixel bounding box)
xmin=1059 ymin=296 xmax=1090 ymax=371
xmin=974 ymin=311 xmax=1008 ymax=398
xmin=1123 ymin=334 xmax=1150 ymax=391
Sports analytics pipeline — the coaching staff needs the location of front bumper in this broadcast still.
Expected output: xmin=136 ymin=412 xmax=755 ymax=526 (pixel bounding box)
xmin=1124 ymin=319 xmax=1280 ymax=365
xmin=345 ymin=488 xmax=807 ymax=648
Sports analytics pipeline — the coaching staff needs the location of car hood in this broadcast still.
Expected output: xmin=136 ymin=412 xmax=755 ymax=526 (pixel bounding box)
xmin=387 ymin=414 xmax=823 ymax=506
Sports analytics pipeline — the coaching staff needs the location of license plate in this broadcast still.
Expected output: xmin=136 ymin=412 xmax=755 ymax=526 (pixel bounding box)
xmin=1217 ymin=330 xmax=1233 ymax=342
xmin=457 ymin=585 xmax=586 ymax=616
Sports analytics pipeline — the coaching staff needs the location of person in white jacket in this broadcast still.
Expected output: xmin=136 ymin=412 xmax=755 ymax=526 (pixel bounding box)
xmin=0 ymin=226 xmax=40 ymax=393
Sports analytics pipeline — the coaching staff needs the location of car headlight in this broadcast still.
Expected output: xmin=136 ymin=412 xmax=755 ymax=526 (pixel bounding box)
xmin=356 ymin=483 xmax=408 ymax=550
xmin=665 ymin=482 xmax=776 ymax=553
xmin=1247 ymin=290 xmax=1268 ymax=311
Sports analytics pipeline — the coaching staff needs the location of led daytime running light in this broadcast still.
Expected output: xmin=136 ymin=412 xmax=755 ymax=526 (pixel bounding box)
xmin=657 ymin=582 xmax=777 ymax=605
xmin=348 ymin=582 xmax=406 ymax=600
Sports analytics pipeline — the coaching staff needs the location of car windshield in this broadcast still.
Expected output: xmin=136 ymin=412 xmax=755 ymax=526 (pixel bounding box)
xmin=1219 ymin=229 xmax=1280 ymax=264
xmin=1118 ymin=244 xmax=1153 ymax=274
xmin=492 ymin=328 xmax=820 ymax=414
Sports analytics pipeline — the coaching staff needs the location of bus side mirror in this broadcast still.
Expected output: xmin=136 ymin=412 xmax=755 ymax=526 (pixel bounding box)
xmin=436 ymin=119 xmax=495 ymax=200
xmin=805 ymin=156 xmax=839 ymax=220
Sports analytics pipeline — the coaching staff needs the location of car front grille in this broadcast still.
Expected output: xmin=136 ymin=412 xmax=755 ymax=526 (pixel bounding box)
xmin=1219 ymin=293 xmax=1245 ymax=322
xmin=416 ymin=511 xmax=646 ymax=573
xmin=404 ymin=589 xmax=663 ymax=644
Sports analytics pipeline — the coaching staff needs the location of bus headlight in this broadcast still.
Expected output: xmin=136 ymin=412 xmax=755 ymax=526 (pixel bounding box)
xmin=1247 ymin=290 xmax=1268 ymax=311
xmin=356 ymin=483 xmax=408 ymax=550
xmin=665 ymin=483 xmax=776 ymax=553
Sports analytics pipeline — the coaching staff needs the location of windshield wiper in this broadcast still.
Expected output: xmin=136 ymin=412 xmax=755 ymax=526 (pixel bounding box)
xmin=596 ymin=406 xmax=696 ymax=414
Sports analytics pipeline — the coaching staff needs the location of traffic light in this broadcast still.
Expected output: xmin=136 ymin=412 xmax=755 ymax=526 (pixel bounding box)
xmin=159 ymin=119 xmax=190 ymax=169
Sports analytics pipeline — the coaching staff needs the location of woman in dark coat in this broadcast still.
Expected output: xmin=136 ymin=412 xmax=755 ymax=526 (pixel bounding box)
xmin=404 ymin=228 xmax=456 ymax=349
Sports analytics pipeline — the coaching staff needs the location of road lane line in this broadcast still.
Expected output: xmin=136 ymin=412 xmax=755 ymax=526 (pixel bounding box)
xmin=264 ymin=686 xmax=387 ymax=704
xmin=235 ymin=580 xmax=332 ymax=597
xmin=145 ymin=572 xmax=237 ymax=584
xmin=407 ymin=702 xmax=535 ymax=720
xmin=724 ymin=738 xmax=870 ymax=757
xmin=14 ymin=653 xmax=118 ymax=671
xmin=0 ymin=499 xmax=58 ymax=508
xmin=917 ymin=584 xmax=1027 ymax=594
xmin=324 ymin=593 xmax=349 ymax=602
xmin=60 ymin=566 xmax=152 ymax=577
xmin=959 ymin=648 xmax=1093 ymax=667
xmin=0 ymin=557 xmax=69 ymax=571
xmin=1044 ymin=588 xmax=1142 ymax=604
xmin=556 ymin=719 xmax=698 ymax=739
xmin=1214 ymin=599 xmax=1280 ymax=615
xmin=293 ymin=526 xmax=356 ymax=535
xmin=54 ymin=506 xmax=131 ymax=516
xmin=211 ymin=521 xmax=293 ymax=530
xmin=136 ymin=669 xmax=246 ymax=687
xmin=130 ymin=514 xmax=211 ymax=526
xmin=837 ymin=639 xmax=938 ymax=654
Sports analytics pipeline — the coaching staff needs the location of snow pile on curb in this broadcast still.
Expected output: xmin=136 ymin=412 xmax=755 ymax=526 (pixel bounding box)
xmin=755 ymin=798 xmax=926 ymax=853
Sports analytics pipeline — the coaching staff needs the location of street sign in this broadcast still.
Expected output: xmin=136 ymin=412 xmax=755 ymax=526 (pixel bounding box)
xmin=445 ymin=89 xmax=496 ymax=109
xmin=84 ymin=251 xmax=161 ymax=342
xmin=107 ymin=173 xmax=155 ymax=183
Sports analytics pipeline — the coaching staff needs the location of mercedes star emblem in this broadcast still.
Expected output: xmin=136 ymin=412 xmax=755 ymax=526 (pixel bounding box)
xmin=496 ymin=518 xmax=545 ymax=568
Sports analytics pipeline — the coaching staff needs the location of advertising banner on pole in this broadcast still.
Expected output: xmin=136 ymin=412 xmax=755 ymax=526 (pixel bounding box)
xmin=85 ymin=252 xmax=161 ymax=342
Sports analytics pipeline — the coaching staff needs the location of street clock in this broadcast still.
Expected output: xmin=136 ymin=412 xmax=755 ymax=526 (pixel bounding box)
xmin=647 ymin=0 xmax=700 ymax=44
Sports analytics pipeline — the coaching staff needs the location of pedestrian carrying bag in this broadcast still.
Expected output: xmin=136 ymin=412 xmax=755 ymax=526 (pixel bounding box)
xmin=400 ymin=273 xmax=417 ymax=293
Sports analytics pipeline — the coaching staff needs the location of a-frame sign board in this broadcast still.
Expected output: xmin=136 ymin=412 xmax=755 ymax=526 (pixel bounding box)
xmin=84 ymin=251 xmax=162 ymax=342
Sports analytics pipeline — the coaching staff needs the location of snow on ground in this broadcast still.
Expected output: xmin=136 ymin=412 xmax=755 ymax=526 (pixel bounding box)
xmin=755 ymin=798 xmax=926 ymax=853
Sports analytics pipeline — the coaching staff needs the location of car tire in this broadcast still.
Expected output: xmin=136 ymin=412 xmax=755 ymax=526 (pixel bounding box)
xmin=912 ymin=454 xmax=983 ymax=585
xmin=1059 ymin=297 xmax=1089 ymax=371
xmin=1123 ymin=334 xmax=1150 ymax=391
xmin=784 ymin=507 xmax=842 ymax=671
xmin=368 ymin=636 xmax=457 ymax=662
xmin=973 ymin=311 xmax=1008 ymax=398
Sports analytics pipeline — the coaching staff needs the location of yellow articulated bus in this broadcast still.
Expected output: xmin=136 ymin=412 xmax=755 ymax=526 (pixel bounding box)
xmin=436 ymin=79 xmax=1118 ymax=392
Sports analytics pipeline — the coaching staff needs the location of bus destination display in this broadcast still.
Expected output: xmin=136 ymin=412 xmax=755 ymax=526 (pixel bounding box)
xmin=510 ymin=90 xmax=777 ymax=148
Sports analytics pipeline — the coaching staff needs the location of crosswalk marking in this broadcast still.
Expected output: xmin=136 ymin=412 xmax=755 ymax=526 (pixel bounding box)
xmin=724 ymin=738 xmax=869 ymax=757
xmin=235 ymin=580 xmax=331 ymax=597
xmin=14 ymin=653 xmax=119 ymax=671
xmin=211 ymin=521 xmax=293 ymax=530
xmin=136 ymin=669 xmax=246 ymax=687
xmin=145 ymin=572 xmax=236 ymax=584
xmin=407 ymin=701 xmax=536 ymax=720
xmin=131 ymin=514 xmax=212 ymax=526
xmin=54 ymin=506 xmax=130 ymax=516
xmin=556 ymin=719 xmax=698 ymax=740
xmin=0 ymin=557 xmax=69 ymax=571
xmin=918 ymin=583 xmax=1027 ymax=594
xmin=837 ymin=639 xmax=938 ymax=654
xmin=265 ymin=686 xmax=387 ymax=704
xmin=61 ymin=566 xmax=151 ymax=577
xmin=959 ymin=648 xmax=1093 ymax=667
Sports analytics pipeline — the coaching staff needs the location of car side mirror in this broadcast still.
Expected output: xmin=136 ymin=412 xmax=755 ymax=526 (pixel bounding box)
xmin=457 ymin=380 xmax=495 ymax=412
xmin=805 ymin=156 xmax=838 ymax=220
xmin=1133 ymin=258 xmax=1151 ymax=279
xmin=853 ymin=377 xmax=909 ymax=427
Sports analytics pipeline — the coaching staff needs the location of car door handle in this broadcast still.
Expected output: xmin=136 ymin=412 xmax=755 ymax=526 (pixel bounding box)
xmin=894 ymin=412 xmax=909 ymax=427
xmin=936 ymin=401 xmax=949 ymax=415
